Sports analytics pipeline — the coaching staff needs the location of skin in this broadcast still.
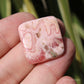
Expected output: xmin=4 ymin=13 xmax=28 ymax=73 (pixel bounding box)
xmin=0 ymin=12 xmax=77 ymax=84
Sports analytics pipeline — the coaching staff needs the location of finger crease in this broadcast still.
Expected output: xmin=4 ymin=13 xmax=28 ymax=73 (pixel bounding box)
xmin=45 ymin=64 xmax=62 ymax=81
xmin=0 ymin=32 xmax=11 ymax=49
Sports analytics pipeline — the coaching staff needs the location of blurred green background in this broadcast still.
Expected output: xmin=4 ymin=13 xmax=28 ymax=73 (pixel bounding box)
xmin=0 ymin=0 xmax=84 ymax=84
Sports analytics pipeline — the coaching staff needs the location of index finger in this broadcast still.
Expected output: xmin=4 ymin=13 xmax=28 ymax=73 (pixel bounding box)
xmin=0 ymin=12 xmax=35 ymax=57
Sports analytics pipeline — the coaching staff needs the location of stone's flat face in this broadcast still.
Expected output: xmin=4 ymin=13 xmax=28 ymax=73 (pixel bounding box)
xmin=18 ymin=16 xmax=64 ymax=64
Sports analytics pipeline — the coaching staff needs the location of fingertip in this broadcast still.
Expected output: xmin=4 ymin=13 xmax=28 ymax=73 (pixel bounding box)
xmin=63 ymin=38 xmax=76 ymax=58
xmin=56 ymin=76 xmax=77 ymax=84
xmin=1 ymin=12 xmax=36 ymax=21
xmin=14 ymin=12 xmax=36 ymax=20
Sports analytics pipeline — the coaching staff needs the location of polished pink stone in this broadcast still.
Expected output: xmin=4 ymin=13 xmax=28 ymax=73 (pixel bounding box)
xmin=18 ymin=16 xmax=64 ymax=64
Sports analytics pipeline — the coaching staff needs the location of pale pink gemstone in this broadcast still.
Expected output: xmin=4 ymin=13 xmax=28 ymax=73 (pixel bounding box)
xmin=18 ymin=16 xmax=64 ymax=64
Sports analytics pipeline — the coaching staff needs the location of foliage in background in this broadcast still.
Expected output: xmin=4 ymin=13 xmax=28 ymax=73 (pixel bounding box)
xmin=0 ymin=0 xmax=84 ymax=84
xmin=0 ymin=0 xmax=11 ymax=18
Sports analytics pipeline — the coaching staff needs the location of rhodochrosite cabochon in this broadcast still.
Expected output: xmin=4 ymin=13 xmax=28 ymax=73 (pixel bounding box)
xmin=18 ymin=16 xmax=64 ymax=64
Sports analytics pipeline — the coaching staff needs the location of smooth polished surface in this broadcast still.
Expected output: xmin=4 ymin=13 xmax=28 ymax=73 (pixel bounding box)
xmin=18 ymin=16 xmax=64 ymax=64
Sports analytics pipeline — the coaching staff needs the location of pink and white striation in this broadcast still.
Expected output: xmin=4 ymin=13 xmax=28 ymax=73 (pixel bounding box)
xmin=18 ymin=16 xmax=64 ymax=64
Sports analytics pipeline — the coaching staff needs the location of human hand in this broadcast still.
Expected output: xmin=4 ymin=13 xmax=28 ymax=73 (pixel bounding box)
xmin=0 ymin=12 xmax=76 ymax=84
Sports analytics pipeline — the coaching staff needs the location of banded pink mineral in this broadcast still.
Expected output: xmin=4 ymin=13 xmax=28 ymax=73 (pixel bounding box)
xmin=18 ymin=16 xmax=64 ymax=64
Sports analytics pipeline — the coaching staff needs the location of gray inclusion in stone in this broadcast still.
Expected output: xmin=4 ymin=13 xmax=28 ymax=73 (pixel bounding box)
xmin=50 ymin=50 xmax=57 ymax=57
